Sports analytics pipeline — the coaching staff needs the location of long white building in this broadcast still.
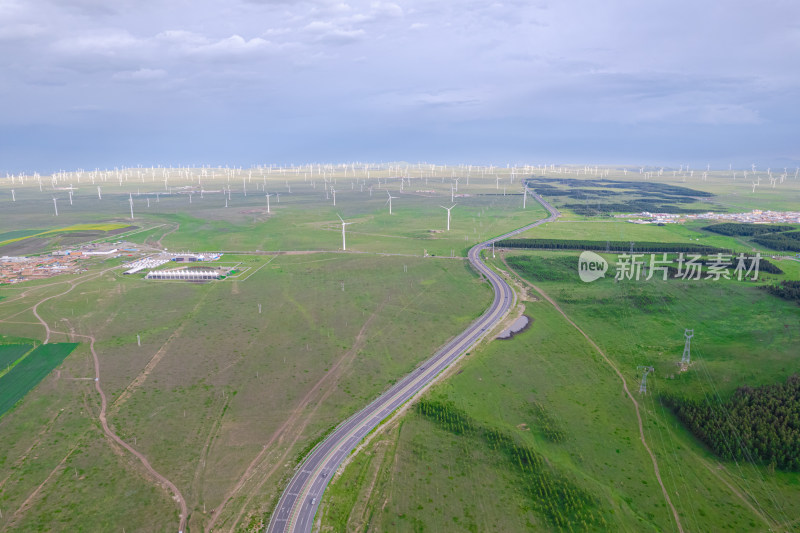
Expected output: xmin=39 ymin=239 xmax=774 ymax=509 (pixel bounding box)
xmin=145 ymin=268 xmax=221 ymax=281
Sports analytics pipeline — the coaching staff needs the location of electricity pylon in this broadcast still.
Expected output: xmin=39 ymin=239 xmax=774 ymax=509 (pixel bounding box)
xmin=638 ymin=366 xmax=654 ymax=394
xmin=680 ymin=329 xmax=694 ymax=369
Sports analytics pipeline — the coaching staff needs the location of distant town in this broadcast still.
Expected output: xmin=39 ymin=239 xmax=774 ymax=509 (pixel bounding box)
xmin=617 ymin=209 xmax=800 ymax=225
xmin=0 ymin=241 xmax=223 ymax=284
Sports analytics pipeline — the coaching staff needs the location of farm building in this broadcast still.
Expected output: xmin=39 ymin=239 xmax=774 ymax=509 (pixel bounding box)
xmin=171 ymin=253 xmax=222 ymax=262
xmin=145 ymin=268 xmax=221 ymax=281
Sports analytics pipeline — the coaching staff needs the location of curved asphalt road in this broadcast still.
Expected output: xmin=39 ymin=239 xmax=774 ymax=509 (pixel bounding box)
xmin=267 ymin=192 xmax=560 ymax=533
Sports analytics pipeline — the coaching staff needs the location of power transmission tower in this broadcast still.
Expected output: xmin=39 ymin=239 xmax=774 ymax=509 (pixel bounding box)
xmin=680 ymin=329 xmax=694 ymax=370
xmin=637 ymin=366 xmax=654 ymax=393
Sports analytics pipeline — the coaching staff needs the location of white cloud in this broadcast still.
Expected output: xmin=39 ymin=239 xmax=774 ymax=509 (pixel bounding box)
xmin=155 ymin=30 xmax=207 ymax=46
xmin=318 ymin=28 xmax=365 ymax=43
xmin=370 ymin=1 xmax=403 ymax=17
xmin=189 ymin=35 xmax=272 ymax=57
xmin=304 ymin=20 xmax=365 ymax=43
xmin=52 ymin=30 xmax=142 ymax=55
xmin=154 ymin=31 xmax=273 ymax=58
xmin=0 ymin=23 xmax=45 ymax=40
xmin=331 ymin=3 xmax=352 ymax=13
xmin=112 ymin=67 xmax=167 ymax=81
xmin=304 ymin=20 xmax=336 ymax=33
xmin=1 ymin=0 xmax=798 ymax=169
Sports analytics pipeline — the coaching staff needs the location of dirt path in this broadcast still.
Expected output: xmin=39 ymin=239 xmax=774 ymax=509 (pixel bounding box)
xmin=16 ymin=269 xmax=188 ymax=532
xmin=73 ymin=331 xmax=188 ymax=532
xmin=110 ymin=288 xmax=210 ymax=413
xmin=1 ymin=265 xmax=119 ymax=339
xmin=155 ymin=223 xmax=180 ymax=250
xmin=206 ymin=299 xmax=388 ymax=532
xmin=0 ymin=277 xmax=86 ymax=308
xmin=499 ymin=254 xmax=684 ymax=533
xmin=31 ymin=282 xmax=82 ymax=344
xmin=189 ymin=394 xmax=231 ymax=512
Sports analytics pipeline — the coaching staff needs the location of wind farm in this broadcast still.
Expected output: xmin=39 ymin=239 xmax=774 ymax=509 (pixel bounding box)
xmin=2 ymin=0 xmax=800 ymax=528
xmin=1 ymin=162 xmax=799 ymax=533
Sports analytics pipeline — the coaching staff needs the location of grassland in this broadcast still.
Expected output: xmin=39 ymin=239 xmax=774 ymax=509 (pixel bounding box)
xmin=319 ymin=170 xmax=800 ymax=533
xmin=321 ymin=250 xmax=800 ymax=532
xmin=0 ymin=343 xmax=77 ymax=417
xmin=0 ymin=250 xmax=493 ymax=531
xmin=0 ymin=165 xmax=798 ymax=532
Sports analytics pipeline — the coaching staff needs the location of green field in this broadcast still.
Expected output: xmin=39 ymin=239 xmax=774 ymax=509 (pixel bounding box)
xmin=0 ymin=344 xmax=33 ymax=370
xmin=0 ymin=343 xmax=77 ymax=417
xmin=0 ymin=343 xmax=34 ymax=382
xmin=0 ymin=229 xmax=42 ymax=242
xmin=318 ymin=169 xmax=800 ymax=533
xmin=321 ymin=251 xmax=800 ymax=531
xmin=1 ymin=165 xmax=799 ymax=531
xmin=0 ymin=251 xmax=492 ymax=531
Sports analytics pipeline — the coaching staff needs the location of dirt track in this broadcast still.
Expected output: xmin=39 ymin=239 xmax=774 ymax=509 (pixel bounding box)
xmin=205 ymin=298 xmax=388 ymax=532
xmin=499 ymin=253 xmax=684 ymax=533
xmin=3 ymin=267 xmax=189 ymax=532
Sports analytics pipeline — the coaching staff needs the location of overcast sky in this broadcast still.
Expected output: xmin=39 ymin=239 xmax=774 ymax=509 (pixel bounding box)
xmin=1 ymin=0 xmax=798 ymax=172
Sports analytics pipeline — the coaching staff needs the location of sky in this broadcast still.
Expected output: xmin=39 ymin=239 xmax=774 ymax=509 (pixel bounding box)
xmin=1 ymin=0 xmax=798 ymax=173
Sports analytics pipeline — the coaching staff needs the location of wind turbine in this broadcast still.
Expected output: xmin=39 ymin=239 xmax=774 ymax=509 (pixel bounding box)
xmin=53 ymin=197 xmax=58 ymax=216
xmin=128 ymin=195 xmax=134 ymax=219
xmin=523 ymin=185 xmax=528 ymax=209
xmin=265 ymin=193 xmax=273 ymax=214
xmin=337 ymin=214 xmax=352 ymax=250
xmin=386 ymin=191 xmax=397 ymax=214
xmin=440 ymin=204 xmax=456 ymax=231
xmin=331 ymin=188 xmax=336 ymax=206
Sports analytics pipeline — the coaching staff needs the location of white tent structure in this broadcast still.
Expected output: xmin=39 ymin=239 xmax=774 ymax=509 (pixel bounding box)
xmin=145 ymin=268 xmax=221 ymax=281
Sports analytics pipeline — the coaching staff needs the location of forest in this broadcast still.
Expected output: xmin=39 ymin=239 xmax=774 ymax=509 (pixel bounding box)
xmin=524 ymin=177 xmax=714 ymax=215
xmin=751 ymin=231 xmax=800 ymax=252
xmin=702 ymin=223 xmax=795 ymax=236
xmin=663 ymin=375 xmax=800 ymax=471
xmin=763 ymin=280 xmax=800 ymax=304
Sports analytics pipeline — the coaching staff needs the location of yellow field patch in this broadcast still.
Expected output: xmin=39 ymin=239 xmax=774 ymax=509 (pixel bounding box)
xmin=0 ymin=223 xmax=131 ymax=247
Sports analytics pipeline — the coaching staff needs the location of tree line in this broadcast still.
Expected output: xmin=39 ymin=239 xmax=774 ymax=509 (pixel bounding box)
xmin=417 ymin=399 xmax=607 ymax=530
xmin=752 ymin=231 xmax=800 ymax=252
xmin=702 ymin=223 xmax=795 ymax=237
xmin=500 ymin=238 xmax=731 ymax=255
xmin=763 ymin=280 xmax=800 ymax=304
xmin=662 ymin=375 xmax=800 ymax=471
